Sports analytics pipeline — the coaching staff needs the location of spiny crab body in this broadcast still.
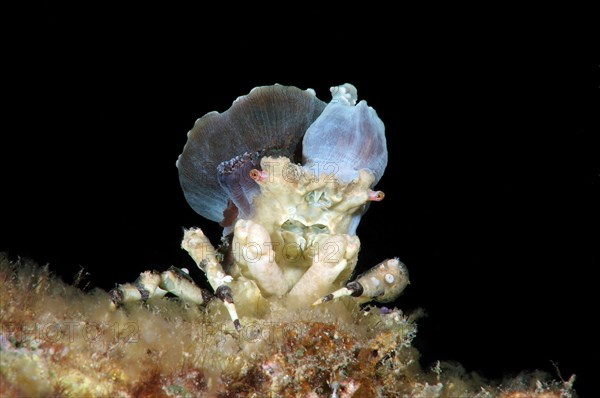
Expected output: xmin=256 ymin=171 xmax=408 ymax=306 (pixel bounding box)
xmin=110 ymin=84 xmax=409 ymax=331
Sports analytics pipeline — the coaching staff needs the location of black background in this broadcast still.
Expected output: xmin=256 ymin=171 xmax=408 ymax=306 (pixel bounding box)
xmin=1 ymin=13 xmax=597 ymax=397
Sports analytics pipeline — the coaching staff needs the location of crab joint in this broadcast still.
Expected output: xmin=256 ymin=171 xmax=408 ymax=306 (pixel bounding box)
xmin=160 ymin=267 xmax=213 ymax=305
xmin=181 ymin=228 xmax=241 ymax=332
xmin=367 ymin=190 xmax=385 ymax=201
xmin=216 ymin=285 xmax=241 ymax=331
xmin=249 ymin=168 xmax=268 ymax=182
xmin=312 ymin=258 xmax=409 ymax=306
xmin=109 ymin=267 xmax=214 ymax=309
xmin=110 ymin=271 xmax=165 ymax=308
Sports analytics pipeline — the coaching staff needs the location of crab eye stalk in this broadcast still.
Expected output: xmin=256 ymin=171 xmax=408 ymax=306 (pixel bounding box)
xmin=249 ymin=168 xmax=267 ymax=182
xmin=368 ymin=190 xmax=385 ymax=201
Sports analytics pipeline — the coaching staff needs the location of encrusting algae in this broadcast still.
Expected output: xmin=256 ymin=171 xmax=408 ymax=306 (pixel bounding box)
xmin=1 ymin=84 xmax=577 ymax=397
xmin=0 ymin=255 xmax=576 ymax=397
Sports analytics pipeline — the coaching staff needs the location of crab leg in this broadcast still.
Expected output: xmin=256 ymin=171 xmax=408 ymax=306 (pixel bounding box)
xmin=109 ymin=267 xmax=212 ymax=307
xmin=159 ymin=267 xmax=213 ymax=304
xmin=233 ymin=219 xmax=289 ymax=297
xmin=287 ymin=234 xmax=359 ymax=306
xmin=110 ymin=271 xmax=165 ymax=306
xmin=312 ymin=258 xmax=409 ymax=306
xmin=181 ymin=228 xmax=241 ymax=331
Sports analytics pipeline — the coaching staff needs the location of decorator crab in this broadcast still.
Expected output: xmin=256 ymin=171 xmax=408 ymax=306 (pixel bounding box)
xmin=110 ymin=84 xmax=409 ymax=331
